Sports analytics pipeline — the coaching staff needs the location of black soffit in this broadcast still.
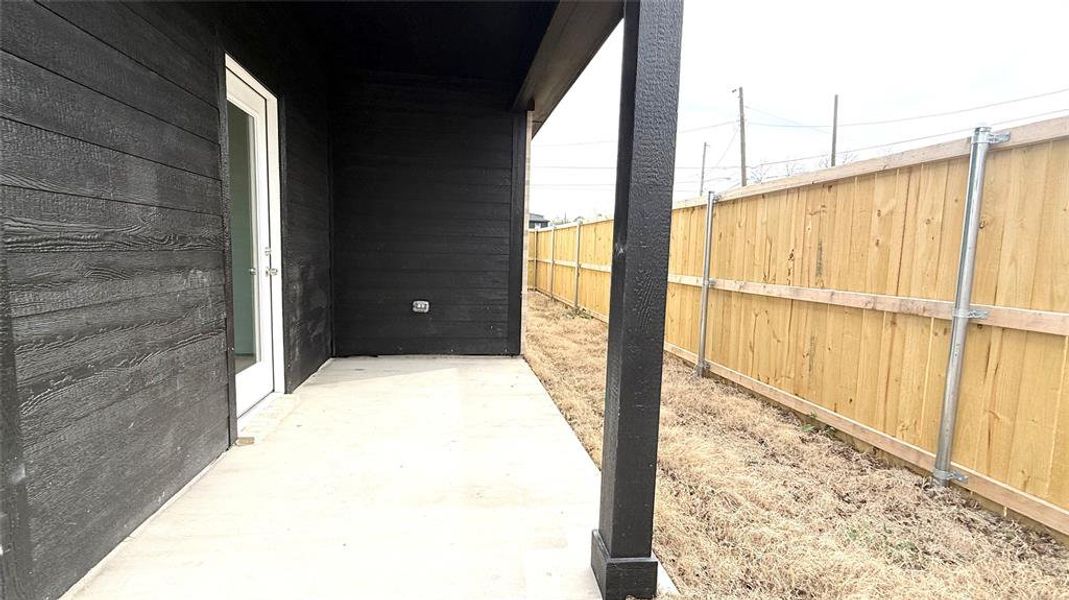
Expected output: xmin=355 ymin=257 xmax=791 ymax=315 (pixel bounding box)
xmin=296 ymin=1 xmax=558 ymax=84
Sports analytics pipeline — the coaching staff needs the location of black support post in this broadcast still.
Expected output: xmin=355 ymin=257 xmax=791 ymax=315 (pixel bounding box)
xmin=590 ymin=2 xmax=683 ymax=600
xmin=506 ymin=111 xmax=529 ymax=355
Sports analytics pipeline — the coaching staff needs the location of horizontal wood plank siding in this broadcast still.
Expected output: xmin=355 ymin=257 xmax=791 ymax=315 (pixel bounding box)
xmin=0 ymin=1 xmax=217 ymax=141
xmin=0 ymin=3 xmax=229 ymax=598
xmin=0 ymin=118 xmax=222 ymax=214
xmin=0 ymin=51 xmax=219 ymax=178
xmin=1 ymin=2 xmax=334 ymax=597
xmin=331 ymin=72 xmax=522 ymax=356
xmin=43 ymin=1 xmax=217 ymax=104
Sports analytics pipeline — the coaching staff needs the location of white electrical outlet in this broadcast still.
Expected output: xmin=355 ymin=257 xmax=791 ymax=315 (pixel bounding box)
xmin=412 ymin=300 xmax=430 ymax=313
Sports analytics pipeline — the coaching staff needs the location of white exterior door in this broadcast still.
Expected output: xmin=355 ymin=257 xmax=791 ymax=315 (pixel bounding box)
xmin=226 ymin=58 xmax=283 ymax=418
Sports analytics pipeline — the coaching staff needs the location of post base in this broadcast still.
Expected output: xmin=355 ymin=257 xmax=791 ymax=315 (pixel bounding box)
xmin=589 ymin=530 xmax=658 ymax=600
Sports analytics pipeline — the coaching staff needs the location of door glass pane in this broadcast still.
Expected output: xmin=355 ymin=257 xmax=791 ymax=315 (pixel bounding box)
xmin=228 ymin=102 xmax=259 ymax=374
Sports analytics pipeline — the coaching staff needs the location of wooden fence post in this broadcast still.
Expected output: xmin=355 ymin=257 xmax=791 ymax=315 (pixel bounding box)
xmin=532 ymin=229 xmax=539 ymax=292
xmin=548 ymin=225 xmax=556 ymax=300
xmin=574 ymin=218 xmax=583 ymax=309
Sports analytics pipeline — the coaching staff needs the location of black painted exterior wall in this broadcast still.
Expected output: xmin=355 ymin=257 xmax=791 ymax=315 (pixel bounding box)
xmin=0 ymin=2 xmax=547 ymax=597
xmin=1 ymin=4 xmax=228 ymax=598
xmin=331 ymin=71 xmax=527 ymax=355
xmin=0 ymin=3 xmax=332 ymax=598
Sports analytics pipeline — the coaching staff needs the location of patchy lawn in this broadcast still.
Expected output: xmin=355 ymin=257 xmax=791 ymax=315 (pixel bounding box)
xmin=523 ymin=292 xmax=1069 ymax=600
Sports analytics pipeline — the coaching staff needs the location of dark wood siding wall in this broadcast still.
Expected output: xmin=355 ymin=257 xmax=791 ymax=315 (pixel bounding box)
xmin=0 ymin=2 xmax=332 ymax=597
xmin=331 ymin=72 xmax=526 ymax=355
xmin=0 ymin=3 xmax=227 ymax=598
xmin=1 ymin=1 xmax=533 ymax=596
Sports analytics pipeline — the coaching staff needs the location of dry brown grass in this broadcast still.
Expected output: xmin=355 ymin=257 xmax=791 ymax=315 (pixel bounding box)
xmin=523 ymin=292 xmax=1069 ymax=600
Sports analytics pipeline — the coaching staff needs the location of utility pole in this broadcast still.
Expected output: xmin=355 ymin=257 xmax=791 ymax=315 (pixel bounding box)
xmin=831 ymin=94 xmax=839 ymax=166
xmin=698 ymin=141 xmax=708 ymax=194
xmin=736 ymin=86 xmax=747 ymax=187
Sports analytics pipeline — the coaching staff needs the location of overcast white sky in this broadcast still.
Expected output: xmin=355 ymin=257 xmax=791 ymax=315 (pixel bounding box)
xmin=529 ymin=0 xmax=1069 ymax=222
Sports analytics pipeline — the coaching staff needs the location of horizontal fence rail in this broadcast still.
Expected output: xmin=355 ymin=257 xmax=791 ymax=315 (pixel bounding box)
xmin=527 ymin=116 xmax=1069 ymax=535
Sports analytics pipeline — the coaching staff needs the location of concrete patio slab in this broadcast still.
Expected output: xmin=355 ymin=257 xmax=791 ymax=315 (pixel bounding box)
xmin=64 ymin=356 xmax=672 ymax=599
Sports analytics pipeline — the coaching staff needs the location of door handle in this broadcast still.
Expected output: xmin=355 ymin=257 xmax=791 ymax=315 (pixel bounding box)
xmin=248 ymin=268 xmax=256 ymax=275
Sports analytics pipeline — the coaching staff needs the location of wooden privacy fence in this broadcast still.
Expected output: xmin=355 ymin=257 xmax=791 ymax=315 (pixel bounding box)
xmin=527 ymin=117 xmax=1069 ymax=535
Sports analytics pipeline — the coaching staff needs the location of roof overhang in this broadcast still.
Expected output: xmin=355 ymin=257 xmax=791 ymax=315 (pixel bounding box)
xmin=511 ymin=1 xmax=623 ymax=135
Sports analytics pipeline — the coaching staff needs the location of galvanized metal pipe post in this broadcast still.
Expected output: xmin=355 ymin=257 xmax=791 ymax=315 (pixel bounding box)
xmin=573 ymin=219 xmax=583 ymax=309
xmin=548 ymin=224 xmax=556 ymax=300
xmin=694 ymin=191 xmax=717 ymax=376
xmin=932 ymin=126 xmax=1008 ymax=487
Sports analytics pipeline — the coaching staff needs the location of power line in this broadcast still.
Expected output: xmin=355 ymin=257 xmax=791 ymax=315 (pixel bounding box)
xmin=746 ymin=105 xmax=830 ymax=134
xmin=747 ymin=86 xmax=1069 ymax=129
xmin=735 ymin=107 xmax=1069 ymax=170
xmin=711 ymin=126 xmax=738 ymax=168
xmin=678 ymin=119 xmax=736 ymax=134
xmin=841 ymin=86 xmax=1069 ymax=126
xmin=739 ymin=127 xmax=969 ymax=168
xmin=531 ymin=108 xmax=1068 ymax=191
xmin=536 ymin=87 xmax=1068 ymax=148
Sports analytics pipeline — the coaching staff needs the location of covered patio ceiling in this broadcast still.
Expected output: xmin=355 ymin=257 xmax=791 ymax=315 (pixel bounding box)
xmin=291 ymin=0 xmax=622 ymax=132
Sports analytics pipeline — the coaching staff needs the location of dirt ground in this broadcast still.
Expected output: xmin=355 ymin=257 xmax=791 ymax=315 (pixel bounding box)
xmin=523 ymin=293 xmax=1069 ymax=600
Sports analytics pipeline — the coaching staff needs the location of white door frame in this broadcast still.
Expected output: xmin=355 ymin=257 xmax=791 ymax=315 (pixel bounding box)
xmin=226 ymin=55 xmax=285 ymax=419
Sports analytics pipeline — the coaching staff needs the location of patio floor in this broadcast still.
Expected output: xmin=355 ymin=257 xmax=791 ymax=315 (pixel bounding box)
xmin=64 ymin=356 xmax=655 ymax=599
